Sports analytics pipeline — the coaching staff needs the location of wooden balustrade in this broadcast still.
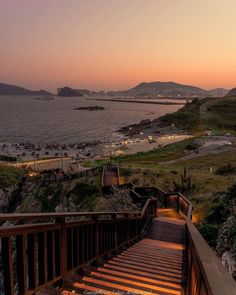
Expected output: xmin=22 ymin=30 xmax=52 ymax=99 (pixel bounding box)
xmin=186 ymin=221 xmax=236 ymax=295
xmin=0 ymin=199 xmax=157 ymax=295
xmin=134 ymin=186 xmax=193 ymax=220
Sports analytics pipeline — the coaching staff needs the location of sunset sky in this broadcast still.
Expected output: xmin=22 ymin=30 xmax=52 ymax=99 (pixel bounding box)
xmin=1 ymin=0 xmax=236 ymax=92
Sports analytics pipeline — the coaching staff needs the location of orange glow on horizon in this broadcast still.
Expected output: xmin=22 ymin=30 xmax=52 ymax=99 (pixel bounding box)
xmin=1 ymin=0 xmax=236 ymax=92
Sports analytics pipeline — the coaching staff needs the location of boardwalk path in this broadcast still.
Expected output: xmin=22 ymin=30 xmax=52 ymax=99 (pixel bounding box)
xmin=40 ymin=209 xmax=186 ymax=295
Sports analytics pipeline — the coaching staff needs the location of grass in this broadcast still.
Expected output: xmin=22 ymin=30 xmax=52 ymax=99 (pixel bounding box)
xmin=114 ymin=138 xmax=200 ymax=165
xmin=116 ymin=148 xmax=236 ymax=224
xmin=158 ymin=96 xmax=236 ymax=134
xmin=0 ymin=165 xmax=25 ymax=188
xmin=86 ymin=138 xmax=200 ymax=168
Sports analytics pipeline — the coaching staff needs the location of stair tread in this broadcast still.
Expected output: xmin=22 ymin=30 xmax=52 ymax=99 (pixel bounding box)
xmin=104 ymin=263 xmax=182 ymax=282
xmin=114 ymin=256 xmax=182 ymax=274
xmin=60 ymin=211 xmax=186 ymax=295
xmin=82 ymin=276 xmax=181 ymax=295
xmin=93 ymin=269 xmax=181 ymax=289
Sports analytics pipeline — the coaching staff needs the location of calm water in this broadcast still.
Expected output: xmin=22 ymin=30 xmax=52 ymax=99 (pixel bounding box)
xmin=0 ymin=96 xmax=183 ymax=143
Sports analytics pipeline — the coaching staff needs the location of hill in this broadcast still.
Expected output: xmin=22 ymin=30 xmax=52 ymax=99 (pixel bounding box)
xmin=158 ymin=97 xmax=236 ymax=132
xmin=225 ymin=88 xmax=236 ymax=97
xmin=57 ymin=87 xmax=83 ymax=97
xmin=207 ymin=88 xmax=228 ymax=97
xmin=120 ymin=97 xmax=236 ymax=134
xmin=0 ymin=82 xmax=52 ymax=96
xmin=108 ymin=82 xmax=228 ymax=98
xmin=126 ymin=81 xmax=207 ymax=98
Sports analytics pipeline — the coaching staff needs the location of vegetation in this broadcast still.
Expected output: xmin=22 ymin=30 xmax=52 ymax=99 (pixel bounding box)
xmin=157 ymin=96 xmax=236 ymax=133
xmin=173 ymin=167 xmax=196 ymax=196
xmin=159 ymin=97 xmax=201 ymax=131
xmin=16 ymin=174 xmax=103 ymax=213
xmin=94 ymin=189 xmax=139 ymax=212
xmin=198 ymin=184 xmax=236 ymax=248
xmin=0 ymin=165 xmax=25 ymax=188
xmin=113 ymin=138 xmax=200 ymax=165
xmin=215 ymin=164 xmax=236 ymax=176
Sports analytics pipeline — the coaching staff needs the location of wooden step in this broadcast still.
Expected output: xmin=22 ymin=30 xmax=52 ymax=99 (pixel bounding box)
xmin=88 ymin=271 xmax=181 ymax=294
xmin=103 ymin=262 xmax=182 ymax=283
xmin=113 ymin=256 xmax=182 ymax=275
xmin=123 ymin=249 xmax=183 ymax=263
xmin=120 ymin=252 xmax=183 ymax=270
xmin=131 ymin=244 xmax=183 ymax=256
xmin=82 ymin=276 xmax=181 ymax=295
xmin=71 ymin=282 xmax=120 ymax=294
xmin=59 ymin=211 xmax=186 ymax=295
xmin=92 ymin=269 xmax=181 ymax=290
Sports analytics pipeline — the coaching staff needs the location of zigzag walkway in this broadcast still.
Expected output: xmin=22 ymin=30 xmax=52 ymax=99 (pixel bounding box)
xmin=39 ymin=209 xmax=186 ymax=295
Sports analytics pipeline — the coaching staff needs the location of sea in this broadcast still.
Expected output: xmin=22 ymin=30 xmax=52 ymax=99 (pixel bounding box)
xmin=0 ymin=96 xmax=184 ymax=144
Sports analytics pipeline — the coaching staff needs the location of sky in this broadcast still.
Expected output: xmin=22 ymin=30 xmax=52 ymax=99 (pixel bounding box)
xmin=0 ymin=0 xmax=236 ymax=92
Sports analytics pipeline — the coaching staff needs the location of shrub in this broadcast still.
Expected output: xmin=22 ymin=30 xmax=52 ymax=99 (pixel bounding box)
xmin=173 ymin=167 xmax=195 ymax=195
xmin=198 ymin=223 xmax=220 ymax=248
xmin=215 ymin=164 xmax=236 ymax=176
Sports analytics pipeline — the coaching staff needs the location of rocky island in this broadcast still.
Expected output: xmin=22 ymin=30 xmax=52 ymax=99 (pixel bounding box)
xmin=73 ymin=105 xmax=105 ymax=111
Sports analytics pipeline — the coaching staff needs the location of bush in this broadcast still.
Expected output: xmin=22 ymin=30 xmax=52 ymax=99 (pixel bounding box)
xmin=198 ymin=223 xmax=220 ymax=248
xmin=173 ymin=167 xmax=195 ymax=195
xmin=215 ymin=164 xmax=236 ymax=176
xmin=120 ymin=169 xmax=132 ymax=177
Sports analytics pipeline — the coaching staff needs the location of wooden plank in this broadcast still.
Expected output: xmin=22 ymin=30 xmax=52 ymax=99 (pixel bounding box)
xmin=16 ymin=234 xmax=27 ymax=294
xmin=89 ymin=271 xmax=181 ymax=294
xmin=27 ymin=233 xmax=38 ymax=290
xmin=1 ymin=237 xmax=14 ymax=295
xmin=38 ymin=232 xmax=46 ymax=285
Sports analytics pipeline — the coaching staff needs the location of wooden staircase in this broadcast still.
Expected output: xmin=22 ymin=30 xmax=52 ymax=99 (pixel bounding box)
xmin=38 ymin=209 xmax=186 ymax=295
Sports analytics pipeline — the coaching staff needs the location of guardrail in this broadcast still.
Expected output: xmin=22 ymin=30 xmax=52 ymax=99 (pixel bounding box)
xmin=0 ymin=199 xmax=157 ymax=295
xmin=133 ymin=186 xmax=193 ymax=220
xmin=186 ymin=221 xmax=236 ymax=295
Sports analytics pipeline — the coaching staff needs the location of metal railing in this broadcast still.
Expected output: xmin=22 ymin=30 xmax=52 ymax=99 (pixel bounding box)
xmin=0 ymin=199 xmax=157 ymax=295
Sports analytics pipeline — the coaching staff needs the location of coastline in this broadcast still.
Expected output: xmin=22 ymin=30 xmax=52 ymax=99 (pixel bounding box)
xmin=87 ymin=97 xmax=185 ymax=105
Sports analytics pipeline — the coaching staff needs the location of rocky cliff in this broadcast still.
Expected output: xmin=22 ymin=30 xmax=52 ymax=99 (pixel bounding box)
xmin=216 ymin=215 xmax=236 ymax=279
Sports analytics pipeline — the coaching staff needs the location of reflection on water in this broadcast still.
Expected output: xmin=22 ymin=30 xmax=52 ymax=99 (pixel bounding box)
xmin=0 ymin=96 xmax=183 ymax=143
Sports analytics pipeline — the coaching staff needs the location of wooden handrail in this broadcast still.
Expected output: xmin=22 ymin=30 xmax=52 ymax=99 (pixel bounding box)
xmin=0 ymin=198 xmax=157 ymax=295
xmin=186 ymin=220 xmax=236 ymax=294
xmin=0 ymin=211 xmax=141 ymax=221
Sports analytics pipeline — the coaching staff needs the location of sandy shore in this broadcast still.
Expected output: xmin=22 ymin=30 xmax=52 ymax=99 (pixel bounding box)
xmin=111 ymin=134 xmax=192 ymax=156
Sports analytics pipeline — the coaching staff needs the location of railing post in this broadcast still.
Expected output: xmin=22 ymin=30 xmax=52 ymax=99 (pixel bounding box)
xmin=164 ymin=194 xmax=168 ymax=208
xmin=93 ymin=215 xmax=100 ymax=262
xmin=112 ymin=213 xmax=118 ymax=251
xmin=125 ymin=213 xmax=129 ymax=242
xmin=177 ymin=194 xmax=180 ymax=213
xmin=56 ymin=217 xmax=67 ymax=284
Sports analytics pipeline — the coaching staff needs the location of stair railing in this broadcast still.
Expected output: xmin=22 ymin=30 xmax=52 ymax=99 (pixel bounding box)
xmin=0 ymin=198 xmax=157 ymax=295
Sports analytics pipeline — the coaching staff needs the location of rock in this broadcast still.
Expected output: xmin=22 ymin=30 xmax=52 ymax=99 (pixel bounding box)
xmin=57 ymin=87 xmax=83 ymax=97
xmin=221 ymin=251 xmax=236 ymax=278
xmin=216 ymin=215 xmax=236 ymax=279
xmin=0 ymin=185 xmax=18 ymax=212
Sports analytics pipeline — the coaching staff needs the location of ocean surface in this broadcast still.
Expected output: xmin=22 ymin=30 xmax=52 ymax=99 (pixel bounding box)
xmin=0 ymin=96 xmax=183 ymax=143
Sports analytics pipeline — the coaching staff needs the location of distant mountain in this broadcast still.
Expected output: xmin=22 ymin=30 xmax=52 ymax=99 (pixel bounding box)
xmin=207 ymin=88 xmax=228 ymax=97
xmin=113 ymin=81 xmax=208 ymax=98
xmin=225 ymin=88 xmax=236 ymax=97
xmin=57 ymin=87 xmax=83 ymax=97
xmin=75 ymin=89 xmax=98 ymax=95
xmin=0 ymin=82 xmax=52 ymax=96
